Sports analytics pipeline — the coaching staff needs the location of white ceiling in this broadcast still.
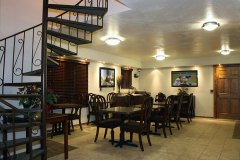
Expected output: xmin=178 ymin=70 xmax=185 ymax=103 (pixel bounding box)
xmin=82 ymin=0 xmax=240 ymax=62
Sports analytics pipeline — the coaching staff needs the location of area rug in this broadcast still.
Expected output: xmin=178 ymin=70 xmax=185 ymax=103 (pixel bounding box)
xmin=46 ymin=140 xmax=78 ymax=158
xmin=232 ymin=121 xmax=240 ymax=139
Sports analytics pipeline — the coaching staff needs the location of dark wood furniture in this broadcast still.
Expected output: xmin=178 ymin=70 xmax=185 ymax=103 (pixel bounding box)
xmin=151 ymin=95 xmax=175 ymax=137
xmin=171 ymin=95 xmax=184 ymax=130
xmin=120 ymin=97 xmax=153 ymax=151
xmin=100 ymin=106 xmax=142 ymax=148
xmin=111 ymin=93 xmax=148 ymax=107
xmin=87 ymin=93 xmax=96 ymax=125
xmin=52 ymin=103 xmax=83 ymax=131
xmin=92 ymin=95 xmax=122 ymax=145
xmin=46 ymin=114 xmax=68 ymax=160
xmin=155 ymin=92 xmax=166 ymax=103
xmin=180 ymin=93 xmax=194 ymax=123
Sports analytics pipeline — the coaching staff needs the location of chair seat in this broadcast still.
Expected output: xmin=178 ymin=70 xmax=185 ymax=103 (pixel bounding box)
xmin=150 ymin=115 xmax=165 ymax=122
xmin=98 ymin=118 xmax=121 ymax=128
xmin=121 ymin=121 xmax=143 ymax=132
xmin=66 ymin=114 xmax=79 ymax=120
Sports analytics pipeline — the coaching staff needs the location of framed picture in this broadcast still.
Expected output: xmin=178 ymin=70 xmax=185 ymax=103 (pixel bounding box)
xmin=171 ymin=70 xmax=198 ymax=87
xmin=99 ymin=67 xmax=115 ymax=88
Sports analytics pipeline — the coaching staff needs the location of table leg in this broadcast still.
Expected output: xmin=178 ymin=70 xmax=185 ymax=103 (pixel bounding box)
xmin=63 ymin=118 xmax=68 ymax=159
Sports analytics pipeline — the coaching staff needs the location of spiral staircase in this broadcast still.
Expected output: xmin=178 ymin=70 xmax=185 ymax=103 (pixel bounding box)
xmin=0 ymin=0 xmax=108 ymax=159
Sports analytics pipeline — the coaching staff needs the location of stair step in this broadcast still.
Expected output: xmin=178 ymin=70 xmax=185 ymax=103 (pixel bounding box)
xmin=0 ymin=94 xmax=41 ymax=98
xmin=23 ymin=69 xmax=41 ymax=76
xmin=0 ymin=136 xmax=42 ymax=149
xmin=47 ymin=56 xmax=59 ymax=66
xmin=4 ymin=149 xmax=45 ymax=160
xmin=48 ymin=17 xmax=102 ymax=32
xmin=47 ymin=43 xmax=77 ymax=56
xmin=47 ymin=30 xmax=91 ymax=45
xmin=0 ymin=122 xmax=41 ymax=130
xmin=48 ymin=4 xmax=108 ymax=16
xmin=3 ymin=82 xmax=41 ymax=86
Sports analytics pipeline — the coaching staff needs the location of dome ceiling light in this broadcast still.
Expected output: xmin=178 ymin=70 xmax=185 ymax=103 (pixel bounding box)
xmin=221 ymin=49 xmax=230 ymax=55
xmin=104 ymin=37 xmax=121 ymax=46
xmin=202 ymin=21 xmax=220 ymax=31
xmin=155 ymin=54 xmax=166 ymax=61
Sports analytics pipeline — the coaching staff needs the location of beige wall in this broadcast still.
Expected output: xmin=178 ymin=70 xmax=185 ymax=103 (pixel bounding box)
xmin=79 ymin=61 xmax=140 ymax=123
xmin=139 ymin=66 xmax=214 ymax=117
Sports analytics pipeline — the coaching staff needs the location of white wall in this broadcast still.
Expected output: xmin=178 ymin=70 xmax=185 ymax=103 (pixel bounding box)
xmin=139 ymin=66 xmax=214 ymax=117
xmin=78 ymin=61 xmax=139 ymax=123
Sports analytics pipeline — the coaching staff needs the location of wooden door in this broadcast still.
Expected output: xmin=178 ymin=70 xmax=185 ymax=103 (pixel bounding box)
xmin=214 ymin=64 xmax=240 ymax=119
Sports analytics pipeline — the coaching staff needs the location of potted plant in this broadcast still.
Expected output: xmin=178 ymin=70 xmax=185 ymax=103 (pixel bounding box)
xmin=18 ymin=85 xmax=58 ymax=117
xmin=177 ymin=87 xmax=189 ymax=96
xmin=117 ymin=75 xmax=122 ymax=93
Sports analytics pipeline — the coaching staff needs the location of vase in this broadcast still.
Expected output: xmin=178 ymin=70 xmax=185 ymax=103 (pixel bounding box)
xmin=118 ymin=86 xmax=121 ymax=93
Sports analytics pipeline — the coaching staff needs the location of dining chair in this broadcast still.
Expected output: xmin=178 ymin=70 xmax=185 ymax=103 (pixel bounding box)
xmin=171 ymin=95 xmax=183 ymax=130
xmin=87 ymin=93 xmax=96 ymax=125
xmin=155 ymin=92 xmax=166 ymax=103
xmin=180 ymin=93 xmax=193 ymax=123
xmin=150 ymin=95 xmax=175 ymax=138
xmin=106 ymin=92 xmax=116 ymax=107
xmin=120 ymin=96 xmax=153 ymax=151
xmin=92 ymin=95 xmax=121 ymax=145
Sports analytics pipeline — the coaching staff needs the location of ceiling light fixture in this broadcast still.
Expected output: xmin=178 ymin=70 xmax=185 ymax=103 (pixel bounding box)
xmin=202 ymin=21 xmax=220 ymax=31
xmin=104 ymin=37 xmax=121 ymax=46
xmin=221 ymin=49 xmax=230 ymax=55
xmin=155 ymin=54 xmax=165 ymax=61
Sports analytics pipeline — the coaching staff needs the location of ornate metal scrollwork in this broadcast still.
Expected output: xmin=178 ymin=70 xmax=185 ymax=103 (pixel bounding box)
xmin=13 ymin=67 xmax=22 ymax=76
xmin=13 ymin=39 xmax=24 ymax=76
xmin=0 ymin=46 xmax=5 ymax=63
xmin=88 ymin=0 xmax=93 ymax=7
xmin=0 ymin=78 xmax=3 ymax=86
xmin=32 ymin=31 xmax=42 ymax=67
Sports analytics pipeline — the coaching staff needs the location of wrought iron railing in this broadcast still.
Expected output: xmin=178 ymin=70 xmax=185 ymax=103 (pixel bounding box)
xmin=0 ymin=0 xmax=108 ymax=94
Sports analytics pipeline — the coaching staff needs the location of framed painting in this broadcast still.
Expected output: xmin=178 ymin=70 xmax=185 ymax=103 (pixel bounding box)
xmin=99 ymin=67 xmax=115 ymax=88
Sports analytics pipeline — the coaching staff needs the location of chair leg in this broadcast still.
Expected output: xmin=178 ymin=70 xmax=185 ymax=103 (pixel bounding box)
xmin=187 ymin=114 xmax=190 ymax=123
xmin=51 ymin=124 xmax=54 ymax=138
xmin=79 ymin=108 xmax=83 ymax=130
xmin=179 ymin=118 xmax=183 ymax=128
xmin=130 ymin=132 xmax=133 ymax=142
xmin=104 ymin=128 xmax=108 ymax=138
xmin=168 ymin=121 xmax=172 ymax=135
xmin=176 ymin=121 xmax=180 ymax=130
xmin=154 ymin=122 xmax=158 ymax=133
xmin=71 ymin=120 xmax=74 ymax=131
xmin=146 ymin=130 xmax=151 ymax=146
xmin=111 ymin=129 xmax=114 ymax=145
xmin=162 ymin=122 xmax=167 ymax=138
xmin=120 ymin=129 xmax=124 ymax=148
xmin=138 ymin=133 xmax=144 ymax=151
xmin=87 ymin=114 xmax=90 ymax=125
xmin=68 ymin=121 xmax=71 ymax=135
xmin=94 ymin=126 xmax=99 ymax=142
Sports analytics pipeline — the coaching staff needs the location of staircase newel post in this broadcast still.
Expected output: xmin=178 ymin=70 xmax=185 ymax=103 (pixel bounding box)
xmin=41 ymin=0 xmax=48 ymax=159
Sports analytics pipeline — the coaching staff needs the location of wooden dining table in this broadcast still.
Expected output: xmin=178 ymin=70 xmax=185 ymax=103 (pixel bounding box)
xmin=100 ymin=106 xmax=141 ymax=148
xmin=46 ymin=113 xmax=68 ymax=160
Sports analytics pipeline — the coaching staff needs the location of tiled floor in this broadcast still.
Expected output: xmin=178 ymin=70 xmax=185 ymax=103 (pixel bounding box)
xmin=48 ymin=118 xmax=240 ymax=160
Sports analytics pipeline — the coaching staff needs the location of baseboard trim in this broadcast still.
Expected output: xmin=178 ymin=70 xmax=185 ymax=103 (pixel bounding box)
xmin=195 ymin=116 xmax=215 ymax=118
